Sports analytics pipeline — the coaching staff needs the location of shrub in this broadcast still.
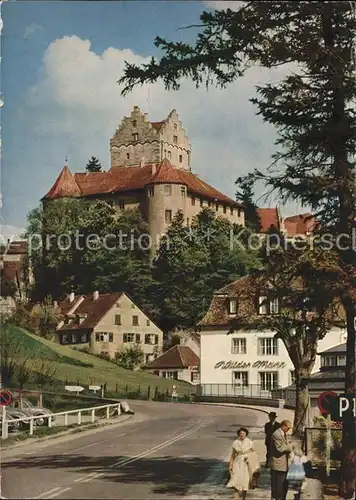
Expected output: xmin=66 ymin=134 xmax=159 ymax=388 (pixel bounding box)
xmin=115 ymin=344 xmax=144 ymax=371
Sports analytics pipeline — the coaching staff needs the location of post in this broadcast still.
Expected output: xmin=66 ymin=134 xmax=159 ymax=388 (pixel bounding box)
xmin=115 ymin=383 xmax=118 ymax=393
xmin=1 ymin=406 xmax=7 ymax=440
xmin=77 ymin=411 xmax=82 ymax=425
xmin=91 ymin=409 xmax=95 ymax=423
xmin=30 ymin=418 xmax=34 ymax=436
xmin=117 ymin=403 xmax=121 ymax=416
xmin=106 ymin=405 xmax=110 ymax=419
xmin=326 ymin=414 xmax=331 ymax=477
xmin=64 ymin=413 xmax=68 ymax=426
xmin=101 ymin=385 xmax=104 ymax=398
xmin=48 ymin=416 xmax=52 ymax=428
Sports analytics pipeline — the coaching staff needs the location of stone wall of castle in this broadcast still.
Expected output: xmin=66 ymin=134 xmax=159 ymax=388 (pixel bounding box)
xmin=159 ymin=110 xmax=191 ymax=170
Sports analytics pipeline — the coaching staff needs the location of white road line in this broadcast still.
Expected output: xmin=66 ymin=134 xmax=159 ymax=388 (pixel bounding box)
xmin=83 ymin=419 xmax=213 ymax=482
xmin=33 ymin=487 xmax=61 ymax=499
xmin=46 ymin=487 xmax=71 ymax=499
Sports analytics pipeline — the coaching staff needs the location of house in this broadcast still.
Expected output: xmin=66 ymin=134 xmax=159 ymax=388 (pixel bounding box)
xmin=197 ymin=276 xmax=347 ymax=398
xmin=0 ymin=240 xmax=29 ymax=298
xmin=143 ymin=344 xmax=200 ymax=385
xmin=56 ymin=291 xmax=163 ymax=363
xmin=257 ymin=207 xmax=316 ymax=237
xmin=42 ymin=106 xmax=244 ymax=247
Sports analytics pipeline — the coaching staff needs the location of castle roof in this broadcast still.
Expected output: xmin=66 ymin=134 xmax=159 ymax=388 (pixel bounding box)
xmin=43 ymin=160 xmax=242 ymax=206
xmin=284 ymin=213 xmax=316 ymax=236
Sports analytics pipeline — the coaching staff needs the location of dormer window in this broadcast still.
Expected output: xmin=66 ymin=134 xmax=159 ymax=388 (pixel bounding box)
xmin=229 ymin=299 xmax=237 ymax=315
xmin=258 ymin=296 xmax=280 ymax=315
xmin=132 ymin=120 xmax=137 ymax=128
xmin=258 ymin=296 xmax=268 ymax=315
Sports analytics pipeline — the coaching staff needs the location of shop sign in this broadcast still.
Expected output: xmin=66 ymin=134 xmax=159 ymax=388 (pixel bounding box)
xmin=214 ymin=360 xmax=286 ymax=369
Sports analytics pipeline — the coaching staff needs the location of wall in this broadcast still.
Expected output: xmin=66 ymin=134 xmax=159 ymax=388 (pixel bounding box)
xmin=200 ymin=329 xmax=295 ymax=388
xmin=185 ymin=194 xmax=245 ymax=227
xmin=110 ymin=106 xmax=161 ymax=167
xmin=313 ymin=327 xmax=347 ymax=372
xmin=160 ymin=110 xmax=191 ymax=171
xmin=91 ymin=293 xmax=163 ymax=361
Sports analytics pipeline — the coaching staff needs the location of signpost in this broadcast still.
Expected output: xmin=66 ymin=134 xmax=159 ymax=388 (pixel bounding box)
xmin=0 ymin=390 xmax=13 ymax=407
xmin=65 ymin=385 xmax=85 ymax=396
xmin=171 ymin=385 xmax=178 ymax=402
xmin=89 ymin=385 xmax=101 ymax=394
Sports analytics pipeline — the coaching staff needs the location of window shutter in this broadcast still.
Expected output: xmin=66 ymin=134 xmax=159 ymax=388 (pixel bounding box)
xmin=136 ymin=334 xmax=141 ymax=343
xmin=155 ymin=335 xmax=159 ymax=344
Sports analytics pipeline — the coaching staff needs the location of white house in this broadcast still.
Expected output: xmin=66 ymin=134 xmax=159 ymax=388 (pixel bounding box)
xmin=197 ymin=276 xmax=347 ymax=397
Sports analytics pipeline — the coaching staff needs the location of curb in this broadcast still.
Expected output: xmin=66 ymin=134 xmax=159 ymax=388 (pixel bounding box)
xmin=195 ymin=402 xmax=271 ymax=416
xmin=1 ymin=414 xmax=134 ymax=454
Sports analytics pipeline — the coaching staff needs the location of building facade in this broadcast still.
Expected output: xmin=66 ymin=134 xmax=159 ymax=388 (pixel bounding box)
xmin=43 ymin=106 xmax=244 ymax=247
xmin=198 ymin=276 xmax=347 ymax=397
xmin=57 ymin=291 xmax=163 ymax=363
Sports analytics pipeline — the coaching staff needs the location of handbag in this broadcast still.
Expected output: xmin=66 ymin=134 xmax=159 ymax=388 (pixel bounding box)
xmin=287 ymin=458 xmax=306 ymax=482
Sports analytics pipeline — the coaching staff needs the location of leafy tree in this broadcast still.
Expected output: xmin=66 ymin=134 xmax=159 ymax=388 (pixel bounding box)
xmin=86 ymin=156 xmax=102 ymax=173
xmin=0 ymin=272 xmax=17 ymax=298
xmin=115 ymin=344 xmax=144 ymax=370
xmin=235 ymin=174 xmax=261 ymax=232
xmin=119 ymin=3 xmax=355 ymax=492
xmin=29 ymin=296 xmax=60 ymax=338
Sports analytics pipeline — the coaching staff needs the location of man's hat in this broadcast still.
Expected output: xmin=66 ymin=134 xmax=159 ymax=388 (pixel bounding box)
xmin=269 ymin=412 xmax=277 ymax=417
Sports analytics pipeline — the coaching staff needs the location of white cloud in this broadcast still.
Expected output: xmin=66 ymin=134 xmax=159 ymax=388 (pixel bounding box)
xmin=24 ymin=23 xmax=43 ymax=39
xmin=202 ymin=1 xmax=243 ymax=11
xmin=0 ymin=225 xmax=26 ymax=243
xmin=25 ymin=35 xmax=297 ymax=214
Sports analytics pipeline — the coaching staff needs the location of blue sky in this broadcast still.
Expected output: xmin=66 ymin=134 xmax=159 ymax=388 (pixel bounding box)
xmin=1 ymin=0 xmax=300 ymax=239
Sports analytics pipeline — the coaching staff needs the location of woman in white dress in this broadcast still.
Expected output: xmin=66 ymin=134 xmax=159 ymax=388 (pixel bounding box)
xmin=227 ymin=427 xmax=254 ymax=500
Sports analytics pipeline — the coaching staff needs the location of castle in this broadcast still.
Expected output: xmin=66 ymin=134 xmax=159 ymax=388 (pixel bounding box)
xmin=43 ymin=106 xmax=245 ymax=245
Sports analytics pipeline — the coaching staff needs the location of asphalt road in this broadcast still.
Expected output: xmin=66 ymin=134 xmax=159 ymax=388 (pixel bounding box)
xmin=1 ymin=401 xmax=267 ymax=500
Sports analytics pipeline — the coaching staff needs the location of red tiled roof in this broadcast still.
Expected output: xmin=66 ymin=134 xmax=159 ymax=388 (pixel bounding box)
xmin=58 ymin=292 xmax=123 ymax=331
xmin=144 ymin=345 xmax=199 ymax=370
xmin=284 ymin=213 xmax=316 ymax=236
xmin=257 ymin=207 xmax=280 ymax=233
xmin=44 ymin=166 xmax=81 ymax=199
xmin=0 ymin=241 xmax=28 ymax=256
xmin=43 ymin=160 xmax=242 ymax=206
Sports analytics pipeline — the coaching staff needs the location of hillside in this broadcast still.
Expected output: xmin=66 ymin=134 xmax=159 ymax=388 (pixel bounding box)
xmin=9 ymin=325 xmax=194 ymax=397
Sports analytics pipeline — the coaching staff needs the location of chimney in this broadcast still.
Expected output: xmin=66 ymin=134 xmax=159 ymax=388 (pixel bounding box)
xmin=69 ymin=292 xmax=75 ymax=303
xmin=152 ymin=164 xmax=157 ymax=175
xmin=93 ymin=290 xmax=99 ymax=301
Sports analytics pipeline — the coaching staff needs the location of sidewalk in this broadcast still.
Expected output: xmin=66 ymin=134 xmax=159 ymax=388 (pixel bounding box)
xmin=197 ymin=402 xmax=295 ymax=425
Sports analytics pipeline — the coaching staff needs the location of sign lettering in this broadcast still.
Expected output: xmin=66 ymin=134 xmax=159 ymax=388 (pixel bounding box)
xmin=214 ymin=360 xmax=286 ymax=370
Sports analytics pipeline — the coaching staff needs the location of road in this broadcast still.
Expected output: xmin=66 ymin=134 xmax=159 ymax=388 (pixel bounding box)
xmin=1 ymin=401 xmax=267 ymax=500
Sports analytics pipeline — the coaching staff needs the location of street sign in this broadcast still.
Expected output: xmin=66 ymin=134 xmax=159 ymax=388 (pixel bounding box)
xmin=89 ymin=385 xmax=101 ymax=393
xmin=65 ymin=386 xmax=84 ymax=393
xmin=317 ymin=391 xmax=338 ymax=416
xmin=0 ymin=390 xmax=13 ymax=407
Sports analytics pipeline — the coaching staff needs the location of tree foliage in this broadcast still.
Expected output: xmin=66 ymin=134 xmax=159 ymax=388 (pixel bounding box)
xmin=115 ymin=344 xmax=144 ymax=371
xmin=86 ymin=156 xmax=102 ymax=173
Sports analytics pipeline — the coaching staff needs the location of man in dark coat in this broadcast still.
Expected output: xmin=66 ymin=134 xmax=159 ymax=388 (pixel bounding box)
xmin=264 ymin=411 xmax=280 ymax=467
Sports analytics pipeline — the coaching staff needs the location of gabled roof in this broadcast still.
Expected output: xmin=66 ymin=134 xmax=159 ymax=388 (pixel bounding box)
xmin=43 ymin=160 xmax=242 ymax=206
xmin=144 ymin=345 xmax=199 ymax=370
xmin=318 ymin=343 xmax=346 ymax=356
xmin=257 ymin=207 xmax=280 ymax=233
xmin=0 ymin=241 xmax=27 ymax=256
xmin=284 ymin=213 xmax=316 ymax=236
xmin=58 ymin=292 xmax=123 ymax=331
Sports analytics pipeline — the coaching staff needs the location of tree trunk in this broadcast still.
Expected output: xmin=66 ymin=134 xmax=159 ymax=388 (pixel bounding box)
xmin=293 ymin=370 xmax=310 ymax=439
xmin=340 ymin=304 xmax=356 ymax=499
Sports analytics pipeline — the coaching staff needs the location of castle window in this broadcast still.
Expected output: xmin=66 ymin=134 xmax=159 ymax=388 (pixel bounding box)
xmin=173 ymin=135 xmax=178 ymax=144
xmin=132 ymin=120 xmax=137 ymax=128
xmin=168 ymin=151 xmax=172 ymax=160
xmin=179 ymin=154 xmax=183 ymax=163
xmin=148 ymin=186 xmax=154 ymax=197
xmin=181 ymin=186 xmax=186 ymax=197
xmin=191 ymin=196 xmax=196 ymax=206
xmin=132 ymin=133 xmax=138 ymax=141
xmin=165 ymin=210 xmax=172 ymax=224
xmin=126 ymin=153 xmax=130 ymax=160
xmin=164 ymin=185 xmax=172 ymax=196
xmin=174 ymin=123 xmax=177 ymax=130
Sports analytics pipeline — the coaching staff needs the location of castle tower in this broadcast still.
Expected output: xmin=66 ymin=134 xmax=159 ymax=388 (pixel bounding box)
xmin=110 ymin=106 xmax=192 ymax=170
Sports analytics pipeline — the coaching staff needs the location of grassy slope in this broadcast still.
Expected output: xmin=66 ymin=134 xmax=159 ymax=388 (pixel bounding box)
xmin=12 ymin=326 xmax=193 ymax=395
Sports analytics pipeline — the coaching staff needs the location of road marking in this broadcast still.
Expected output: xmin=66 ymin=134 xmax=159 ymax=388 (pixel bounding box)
xmin=46 ymin=487 xmax=71 ymax=499
xmin=34 ymin=488 xmax=61 ymax=499
xmin=80 ymin=419 xmax=213 ymax=482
